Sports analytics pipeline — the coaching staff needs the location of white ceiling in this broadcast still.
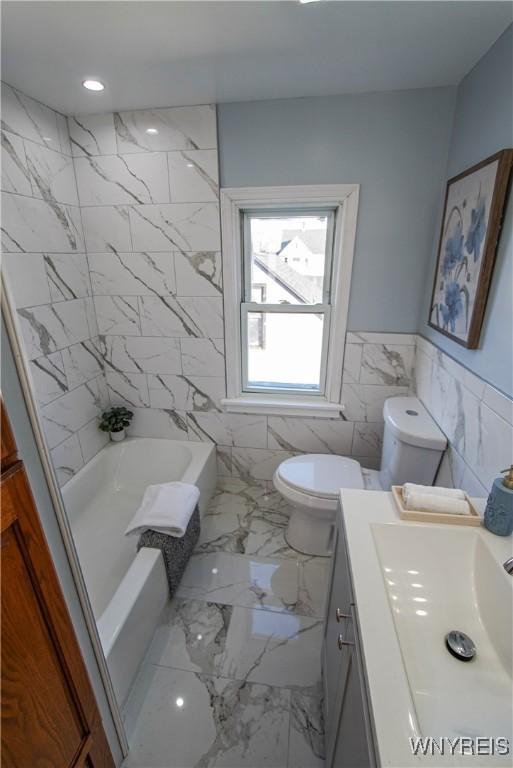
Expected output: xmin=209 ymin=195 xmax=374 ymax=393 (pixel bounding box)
xmin=1 ymin=1 xmax=511 ymax=115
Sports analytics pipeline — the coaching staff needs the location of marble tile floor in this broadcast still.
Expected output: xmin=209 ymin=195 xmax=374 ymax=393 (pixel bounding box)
xmin=122 ymin=477 xmax=329 ymax=768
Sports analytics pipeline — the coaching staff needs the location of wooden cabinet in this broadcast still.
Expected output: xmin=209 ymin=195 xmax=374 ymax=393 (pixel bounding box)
xmin=323 ymin=508 xmax=377 ymax=768
xmin=1 ymin=400 xmax=115 ymax=768
xmin=1 ymin=406 xmax=17 ymax=472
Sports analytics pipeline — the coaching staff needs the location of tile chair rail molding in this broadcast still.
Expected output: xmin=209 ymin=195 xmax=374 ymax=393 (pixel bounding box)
xmin=220 ymin=184 xmax=360 ymax=418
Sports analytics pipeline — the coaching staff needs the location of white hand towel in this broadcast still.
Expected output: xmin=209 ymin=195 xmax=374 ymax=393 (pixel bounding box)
xmin=125 ymin=481 xmax=200 ymax=538
xmin=402 ymin=483 xmax=466 ymax=504
xmin=404 ymin=492 xmax=470 ymax=516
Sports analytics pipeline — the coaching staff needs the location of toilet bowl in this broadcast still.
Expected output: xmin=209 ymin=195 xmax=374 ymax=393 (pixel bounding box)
xmin=273 ymin=454 xmax=366 ymax=555
xmin=273 ymin=396 xmax=447 ymax=556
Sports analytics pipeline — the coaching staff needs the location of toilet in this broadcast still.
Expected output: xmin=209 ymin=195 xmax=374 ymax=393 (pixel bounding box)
xmin=273 ymin=396 xmax=447 ymax=556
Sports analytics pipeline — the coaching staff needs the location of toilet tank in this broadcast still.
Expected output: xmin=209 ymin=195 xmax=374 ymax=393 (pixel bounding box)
xmin=379 ymin=396 xmax=447 ymax=489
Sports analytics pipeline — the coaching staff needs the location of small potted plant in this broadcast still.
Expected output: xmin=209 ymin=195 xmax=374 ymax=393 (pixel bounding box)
xmin=99 ymin=406 xmax=133 ymax=442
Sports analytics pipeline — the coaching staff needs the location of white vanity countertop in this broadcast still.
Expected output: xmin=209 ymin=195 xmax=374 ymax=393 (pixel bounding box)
xmin=339 ymin=489 xmax=513 ymax=768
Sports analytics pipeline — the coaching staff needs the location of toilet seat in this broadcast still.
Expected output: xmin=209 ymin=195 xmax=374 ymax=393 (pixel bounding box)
xmin=276 ymin=454 xmax=364 ymax=499
xmin=273 ymin=454 xmax=365 ymax=555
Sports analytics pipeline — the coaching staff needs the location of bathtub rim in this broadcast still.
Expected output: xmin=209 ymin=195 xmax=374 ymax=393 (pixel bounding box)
xmin=62 ymin=436 xmax=216 ymax=498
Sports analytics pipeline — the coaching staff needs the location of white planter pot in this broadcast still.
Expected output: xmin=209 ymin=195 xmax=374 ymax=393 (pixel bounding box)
xmin=110 ymin=429 xmax=126 ymax=442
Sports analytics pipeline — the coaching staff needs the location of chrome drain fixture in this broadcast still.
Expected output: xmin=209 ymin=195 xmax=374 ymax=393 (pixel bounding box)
xmin=445 ymin=630 xmax=476 ymax=661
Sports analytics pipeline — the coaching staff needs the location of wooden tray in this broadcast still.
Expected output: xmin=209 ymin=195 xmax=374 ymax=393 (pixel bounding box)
xmin=391 ymin=485 xmax=481 ymax=526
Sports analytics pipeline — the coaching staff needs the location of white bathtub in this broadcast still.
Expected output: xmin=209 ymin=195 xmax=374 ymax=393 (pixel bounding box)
xmin=62 ymin=437 xmax=217 ymax=707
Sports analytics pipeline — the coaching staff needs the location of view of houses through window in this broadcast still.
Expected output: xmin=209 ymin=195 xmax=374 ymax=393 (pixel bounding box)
xmin=243 ymin=212 xmax=333 ymax=394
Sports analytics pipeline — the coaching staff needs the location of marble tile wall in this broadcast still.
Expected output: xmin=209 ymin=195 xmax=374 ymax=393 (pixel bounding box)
xmin=67 ymin=105 xmax=226 ymax=451
xmin=415 ymin=336 xmax=513 ymax=498
xmin=1 ymin=84 xmax=446 ymax=491
xmin=1 ymin=83 xmax=109 ymax=486
xmin=217 ymin=332 xmax=416 ymax=481
xmin=63 ymin=102 xmax=419 ymax=480
xmin=1 ymin=83 xmax=420 ymax=487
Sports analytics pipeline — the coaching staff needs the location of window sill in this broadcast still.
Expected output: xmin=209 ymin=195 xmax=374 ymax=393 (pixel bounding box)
xmin=221 ymin=396 xmax=345 ymax=419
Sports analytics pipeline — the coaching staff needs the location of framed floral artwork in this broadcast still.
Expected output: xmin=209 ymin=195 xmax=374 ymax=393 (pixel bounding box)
xmin=429 ymin=149 xmax=513 ymax=348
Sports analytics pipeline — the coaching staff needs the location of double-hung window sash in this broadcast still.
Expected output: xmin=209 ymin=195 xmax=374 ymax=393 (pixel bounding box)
xmin=240 ymin=208 xmax=336 ymax=396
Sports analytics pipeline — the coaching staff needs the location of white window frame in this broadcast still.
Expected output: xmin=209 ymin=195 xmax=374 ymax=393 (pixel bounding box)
xmin=241 ymin=206 xmax=335 ymax=397
xmin=220 ymin=184 xmax=360 ymax=418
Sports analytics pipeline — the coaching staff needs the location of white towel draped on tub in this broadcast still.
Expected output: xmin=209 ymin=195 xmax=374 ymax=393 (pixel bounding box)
xmin=125 ymin=482 xmax=200 ymax=538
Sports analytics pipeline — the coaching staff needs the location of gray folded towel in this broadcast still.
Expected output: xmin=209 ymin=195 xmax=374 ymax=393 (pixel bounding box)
xmin=137 ymin=505 xmax=200 ymax=598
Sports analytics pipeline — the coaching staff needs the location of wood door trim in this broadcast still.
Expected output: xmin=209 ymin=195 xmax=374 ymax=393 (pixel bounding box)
xmin=2 ymin=464 xmax=99 ymax=725
xmin=1 ymin=460 xmax=22 ymax=532
xmin=3 ymin=468 xmax=93 ymax=747
xmin=1 ymin=404 xmax=18 ymax=472
xmin=1 ymin=400 xmax=115 ymax=768
xmin=72 ymin=732 xmax=93 ymax=768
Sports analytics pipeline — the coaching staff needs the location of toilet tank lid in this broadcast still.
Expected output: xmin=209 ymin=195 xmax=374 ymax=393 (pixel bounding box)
xmin=383 ymin=397 xmax=447 ymax=450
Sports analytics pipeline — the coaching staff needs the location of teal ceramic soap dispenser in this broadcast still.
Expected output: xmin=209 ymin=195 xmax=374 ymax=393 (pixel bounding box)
xmin=484 ymin=466 xmax=513 ymax=536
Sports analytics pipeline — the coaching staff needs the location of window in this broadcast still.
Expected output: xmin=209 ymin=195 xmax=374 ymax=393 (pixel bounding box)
xmin=241 ymin=210 xmax=334 ymax=395
xmin=221 ymin=185 xmax=359 ymax=417
xmin=248 ymin=284 xmax=266 ymax=348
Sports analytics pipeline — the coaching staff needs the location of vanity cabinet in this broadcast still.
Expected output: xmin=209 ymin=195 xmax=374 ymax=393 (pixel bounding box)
xmin=322 ymin=506 xmax=377 ymax=768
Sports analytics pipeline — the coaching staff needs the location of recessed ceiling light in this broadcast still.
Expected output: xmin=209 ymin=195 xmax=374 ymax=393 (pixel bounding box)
xmin=299 ymin=0 xmax=320 ymax=4
xmin=82 ymin=79 xmax=104 ymax=92
xmin=146 ymin=127 xmax=159 ymax=135
xmin=186 ymin=162 xmax=194 ymax=168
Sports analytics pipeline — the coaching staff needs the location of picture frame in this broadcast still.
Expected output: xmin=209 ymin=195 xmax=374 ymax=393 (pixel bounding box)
xmin=428 ymin=149 xmax=513 ymax=348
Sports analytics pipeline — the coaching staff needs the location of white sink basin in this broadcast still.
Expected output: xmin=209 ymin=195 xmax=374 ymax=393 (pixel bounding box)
xmin=371 ymin=523 xmax=513 ymax=740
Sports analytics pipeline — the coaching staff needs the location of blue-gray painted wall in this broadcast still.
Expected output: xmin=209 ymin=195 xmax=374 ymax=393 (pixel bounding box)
xmin=420 ymin=25 xmax=513 ymax=397
xmin=217 ymin=86 xmax=455 ymax=333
